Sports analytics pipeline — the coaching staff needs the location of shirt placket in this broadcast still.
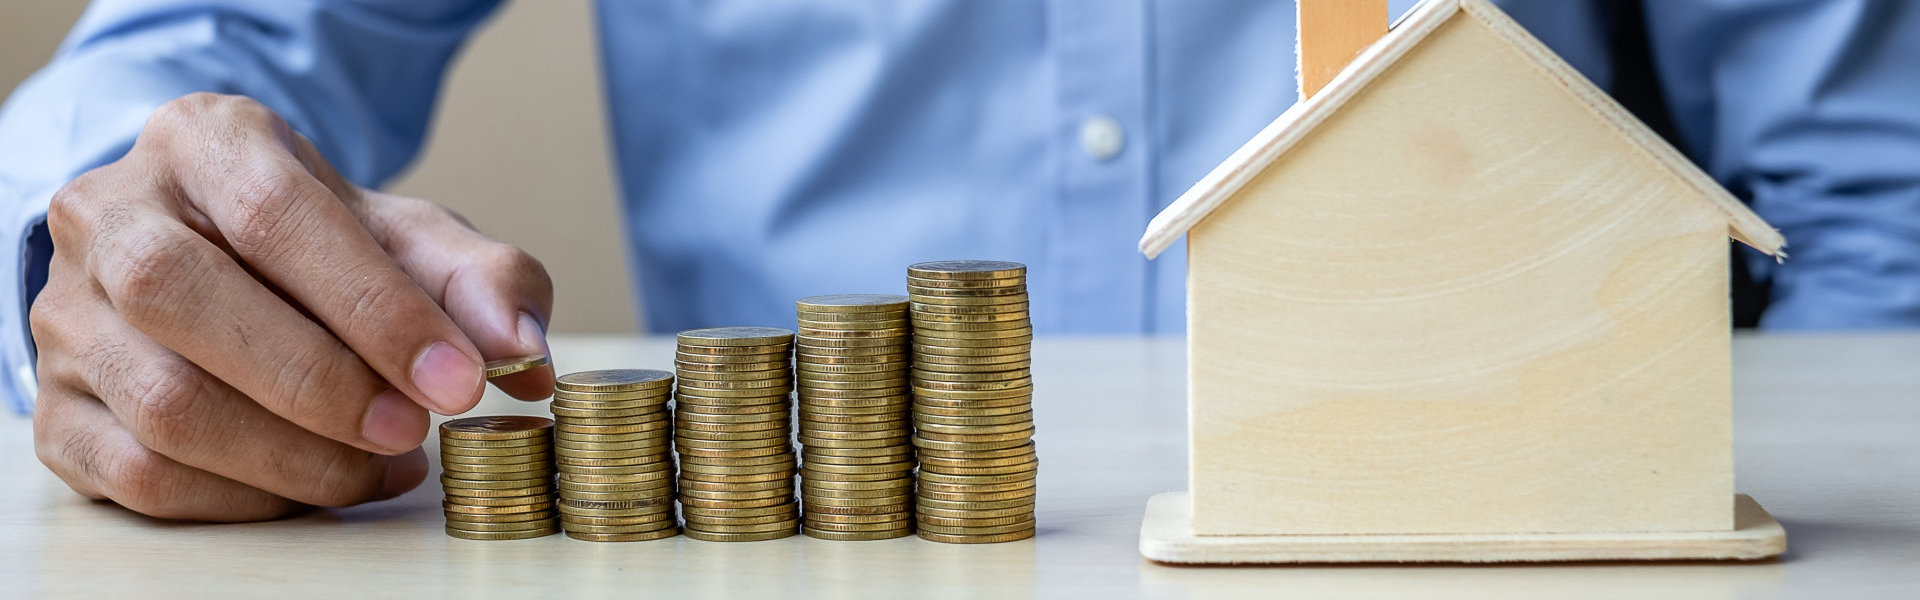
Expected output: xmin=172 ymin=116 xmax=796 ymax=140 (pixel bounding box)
xmin=1046 ymin=0 xmax=1153 ymax=333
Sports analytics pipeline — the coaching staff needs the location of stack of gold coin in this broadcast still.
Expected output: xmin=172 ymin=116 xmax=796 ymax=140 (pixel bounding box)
xmin=674 ymin=327 xmax=802 ymax=542
xmin=794 ymin=294 xmax=916 ymax=540
xmin=551 ymin=369 xmax=679 ymax=542
xmin=440 ymin=416 xmax=560 ymax=541
xmin=907 ymin=260 xmax=1039 ymax=544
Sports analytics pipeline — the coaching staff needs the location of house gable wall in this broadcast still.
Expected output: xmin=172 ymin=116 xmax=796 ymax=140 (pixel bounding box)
xmin=1187 ymin=11 xmax=1733 ymax=536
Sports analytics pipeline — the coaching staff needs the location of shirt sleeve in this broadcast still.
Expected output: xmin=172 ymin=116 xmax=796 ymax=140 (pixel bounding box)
xmin=1642 ymin=1 xmax=1920 ymax=329
xmin=0 ymin=0 xmax=502 ymax=414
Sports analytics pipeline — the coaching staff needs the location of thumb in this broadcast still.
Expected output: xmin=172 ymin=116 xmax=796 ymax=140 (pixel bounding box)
xmin=359 ymin=190 xmax=557 ymax=401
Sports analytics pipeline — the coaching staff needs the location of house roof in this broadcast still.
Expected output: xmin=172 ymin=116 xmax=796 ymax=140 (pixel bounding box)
xmin=1137 ymin=0 xmax=1785 ymax=260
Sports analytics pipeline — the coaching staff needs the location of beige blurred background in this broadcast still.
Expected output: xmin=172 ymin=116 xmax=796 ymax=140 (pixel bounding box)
xmin=0 ymin=1 xmax=637 ymax=335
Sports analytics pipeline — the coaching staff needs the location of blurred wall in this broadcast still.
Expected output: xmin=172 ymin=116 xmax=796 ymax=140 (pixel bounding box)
xmin=0 ymin=0 xmax=637 ymax=335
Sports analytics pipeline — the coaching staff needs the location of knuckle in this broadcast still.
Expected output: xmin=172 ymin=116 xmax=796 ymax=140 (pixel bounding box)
xmin=125 ymin=362 xmax=207 ymax=453
xmin=102 ymin=233 xmax=200 ymax=329
xmin=484 ymin=244 xmax=552 ymax=290
xmin=101 ymin=448 xmax=184 ymax=517
xmin=223 ymin=171 xmax=315 ymax=259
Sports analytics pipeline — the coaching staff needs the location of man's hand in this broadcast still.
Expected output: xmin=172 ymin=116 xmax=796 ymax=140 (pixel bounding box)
xmin=29 ymin=93 xmax=556 ymax=521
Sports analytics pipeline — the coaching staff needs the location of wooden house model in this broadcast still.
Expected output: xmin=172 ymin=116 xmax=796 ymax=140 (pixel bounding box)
xmin=1136 ymin=0 xmax=1789 ymax=563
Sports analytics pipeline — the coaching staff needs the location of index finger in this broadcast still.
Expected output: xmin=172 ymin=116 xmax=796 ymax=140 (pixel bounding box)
xmin=152 ymin=95 xmax=484 ymax=415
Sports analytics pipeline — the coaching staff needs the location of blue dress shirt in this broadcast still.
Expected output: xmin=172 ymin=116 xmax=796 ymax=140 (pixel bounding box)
xmin=2 ymin=0 xmax=1918 ymax=413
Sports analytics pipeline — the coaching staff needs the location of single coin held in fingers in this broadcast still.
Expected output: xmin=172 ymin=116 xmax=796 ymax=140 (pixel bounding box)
xmin=484 ymin=355 xmax=551 ymax=380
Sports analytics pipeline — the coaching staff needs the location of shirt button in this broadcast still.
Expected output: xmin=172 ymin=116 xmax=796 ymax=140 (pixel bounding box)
xmin=1079 ymin=115 xmax=1125 ymax=162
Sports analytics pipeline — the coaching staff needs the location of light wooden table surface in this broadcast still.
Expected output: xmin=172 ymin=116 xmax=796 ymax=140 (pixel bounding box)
xmin=1 ymin=334 xmax=1917 ymax=598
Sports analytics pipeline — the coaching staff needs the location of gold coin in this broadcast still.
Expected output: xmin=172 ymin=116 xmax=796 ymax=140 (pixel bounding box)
xmin=483 ymin=354 xmax=550 ymax=379
xmin=907 ymin=260 xmax=1027 ymax=280
xmin=565 ymin=528 xmax=680 ymax=542
xmin=443 ymin=516 xmax=561 ymax=532
xmin=792 ymin=336 xmax=910 ymax=349
xmin=562 ymin=489 xmax=675 ymax=502
xmin=560 ymin=469 xmax=674 ymax=483
xmin=802 ymin=493 xmax=913 ymax=507
xmin=552 ymin=391 xmax=672 ymax=405
xmin=912 ymin=435 xmax=1031 ymax=453
xmin=437 ymin=444 xmax=551 ymax=458
xmin=798 ymin=327 xmax=913 ymax=340
xmin=914 ymin=426 xmax=1034 ymax=443
xmin=674 ymin=403 xmax=790 ymax=417
xmin=555 ymin=454 xmax=671 ymax=467
xmin=912 ymin=335 xmax=1035 ymax=349
xmin=916 ymin=529 xmax=1034 ymax=544
xmin=443 ymin=509 xmax=556 ymax=524
xmin=680 ymin=478 xmax=792 ymax=493
xmin=795 ymin=294 xmax=909 ymax=312
xmin=918 ymin=467 xmax=1038 ymax=484
xmin=803 ymin=503 xmax=912 ymax=516
xmin=559 ymin=512 xmax=678 ymax=527
xmin=441 ymin=463 xmax=552 ymax=477
xmin=674 ymin=350 xmax=793 ymax=365
xmin=549 ymin=404 xmax=667 ymax=419
xmin=558 ymin=479 xmax=675 ymax=494
xmin=805 ymin=511 xmax=912 ymax=524
xmin=912 ymin=387 xmax=1034 ymax=402
xmin=440 ymin=416 xmax=554 ymax=441
xmin=554 ymin=447 xmax=665 ymax=461
xmin=796 ymin=386 xmax=910 ymax=400
xmin=908 ymin=285 xmax=1028 ymax=299
xmin=675 ymin=386 xmax=794 ymax=399
xmin=911 ymin=352 xmax=1031 ymax=366
xmin=794 ymin=362 xmax=910 ymax=376
xmin=798 ymin=419 xmax=907 ymax=434
xmin=445 ymin=525 xmax=560 ymax=541
xmin=803 ymin=518 xmax=912 ymax=533
xmin=911 ymin=377 xmax=1032 ymax=392
xmin=680 ymin=503 xmax=799 ymax=519
xmin=676 ymin=445 xmax=792 ymax=459
xmin=678 ymin=494 xmax=794 ymax=509
xmin=803 ymin=527 xmax=912 ymax=541
xmin=916 ymin=489 xmax=1035 ymax=504
xmin=909 ymin=318 xmax=1033 ymax=332
xmin=677 ymin=327 xmax=795 ymax=347
xmin=673 ymin=362 xmax=791 ymax=377
xmin=910 ymin=301 xmax=1029 ymax=315
xmin=680 ymin=451 xmax=795 ymax=466
xmin=556 ymin=369 xmax=674 ymax=393
xmin=561 ymin=504 xmax=678 ymax=518
xmin=682 ymin=528 xmax=796 ymax=542
xmin=916 ymin=504 xmax=1033 ymax=520
xmin=673 ymin=410 xmax=789 ymax=425
xmin=920 ymin=459 xmax=1038 ymax=476
xmin=911 ymin=324 xmax=1034 ymax=340
xmin=555 ymin=431 xmax=672 ymax=446
xmin=908 ymin=292 xmax=1028 ymax=306
xmin=915 ymin=410 xmax=1034 ymax=427
xmin=443 ymin=499 xmax=555 ymax=514
xmin=916 ymin=518 xmax=1035 ymax=535
xmin=560 ymin=497 xmax=674 ymax=510
xmin=912 ymin=341 xmax=1032 ymax=357
xmin=915 ymin=500 xmax=1036 ymax=515
xmin=439 ymin=435 xmax=549 ymax=450
xmin=802 ymin=446 xmax=914 ymax=459
xmin=796 ymin=314 xmax=910 ymax=327
xmin=917 ymin=514 xmax=1032 ymax=529
xmin=442 ymin=482 xmax=554 ymax=498
xmin=684 ymin=518 xmax=801 ymax=534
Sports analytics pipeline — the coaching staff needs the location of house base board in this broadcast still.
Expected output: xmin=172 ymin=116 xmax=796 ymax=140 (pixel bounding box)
xmin=1139 ymin=491 xmax=1786 ymax=564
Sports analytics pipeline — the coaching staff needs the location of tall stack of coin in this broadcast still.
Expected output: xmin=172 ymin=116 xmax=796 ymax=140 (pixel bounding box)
xmin=907 ymin=260 xmax=1039 ymax=543
xmin=674 ymin=327 xmax=802 ymax=541
xmin=551 ymin=369 xmax=679 ymax=541
xmin=440 ymin=416 xmax=560 ymax=540
xmin=793 ymin=294 xmax=916 ymax=540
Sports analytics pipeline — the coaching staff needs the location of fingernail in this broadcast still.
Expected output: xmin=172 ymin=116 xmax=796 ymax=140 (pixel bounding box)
xmin=517 ymin=312 xmax=549 ymax=355
xmin=376 ymin=448 xmax=428 ymax=501
xmin=411 ymin=341 xmax=481 ymax=415
xmin=361 ymin=389 xmax=426 ymax=454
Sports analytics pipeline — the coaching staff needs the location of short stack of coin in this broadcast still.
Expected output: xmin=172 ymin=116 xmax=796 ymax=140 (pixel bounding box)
xmin=440 ymin=416 xmax=560 ymax=540
xmin=551 ymin=369 xmax=680 ymax=542
xmin=794 ymin=294 xmax=917 ymax=540
xmin=907 ymin=260 xmax=1039 ymax=543
xmin=674 ymin=327 xmax=802 ymax=541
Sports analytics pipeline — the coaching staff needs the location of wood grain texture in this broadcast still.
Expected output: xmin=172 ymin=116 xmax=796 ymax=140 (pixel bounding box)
xmin=1142 ymin=492 xmax=1786 ymax=564
xmin=2 ymin=335 xmax=1919 ymax=596
xmin=1186 ymin=10 xmax=1737 ymax=536
xmin=1297 ymin=0 xmax=1387 ymax=99
xmin=1138 ymin=0 xmax=1784 ymax=259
